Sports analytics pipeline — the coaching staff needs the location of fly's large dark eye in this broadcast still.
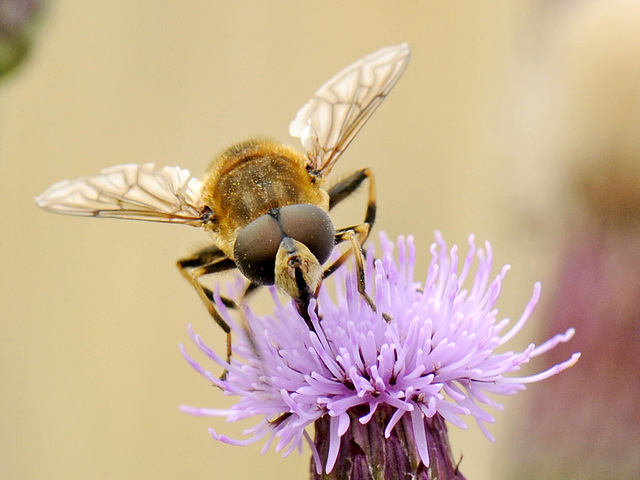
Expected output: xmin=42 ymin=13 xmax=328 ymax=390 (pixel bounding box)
xmin=234 ymin=214 xmax=282 ymax=285
xmin=279 ymin=204 xmax=335 ymax=265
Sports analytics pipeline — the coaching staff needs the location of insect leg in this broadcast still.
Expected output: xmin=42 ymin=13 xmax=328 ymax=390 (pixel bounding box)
xmin=323 ymin=167 xmax=377 ymax=280
xmin=241 ymin=282 xmax=260 ymax=301
xmin=179 ymin=245 xmax=260 ymax=300
xmin=177 ymin=244 xmax=236 ymax=304
xmin=177 ymin=246 xmax=237 ymax=364
xmin=327 ymin=167 xmax=376 ymax=231
xmin=323 ymin=168 xmax=379 ymax=312
xmin=177 ymin=244 xmax=228 ymax=267
xmin=324 ymin=224 xmax=378 ymax=311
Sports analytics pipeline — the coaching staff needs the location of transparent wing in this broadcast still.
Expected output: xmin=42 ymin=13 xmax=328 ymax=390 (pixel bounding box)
xmin=35 ymin=163 xmax=207 ymax=226
xmin=289 ymin=43 xmax=411 ymax=177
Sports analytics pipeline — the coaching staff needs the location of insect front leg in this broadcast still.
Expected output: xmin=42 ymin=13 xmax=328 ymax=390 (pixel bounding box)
xmin=327 ymin=226 xmax=391 ymax=322
xmin=177 ymin=245 xmax=238 ymax=366
xmin=325 ymin=224 xmax=378 ymax=313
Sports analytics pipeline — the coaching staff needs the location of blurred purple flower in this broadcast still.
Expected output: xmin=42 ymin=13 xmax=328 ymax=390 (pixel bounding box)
xmin=181 ymin=232 xmax=579 ymax=477
xmin=0 ymin=0 xmax=44 ymax=77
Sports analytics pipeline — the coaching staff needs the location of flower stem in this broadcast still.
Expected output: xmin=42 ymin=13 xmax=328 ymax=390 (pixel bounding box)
xmin=311 ymin=406 xmax=466 ymax=480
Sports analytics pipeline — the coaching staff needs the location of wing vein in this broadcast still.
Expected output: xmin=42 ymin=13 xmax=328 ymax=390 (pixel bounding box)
xmin=290 ymin=43 xmax=411 ymax=177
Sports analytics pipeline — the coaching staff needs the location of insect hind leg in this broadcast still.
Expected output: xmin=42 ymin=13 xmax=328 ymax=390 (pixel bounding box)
xmin=324 ymin=167 xmax=376 ymax=280
xmin=177 ymin=246 xmax=239 ymax=370
xmin=327 ymin=167 xmax=376 ymax=229
xmin=324 ymin=166 xmax=376 ymax=277
xmin=324 ymin=169 xmax=389 ymax=319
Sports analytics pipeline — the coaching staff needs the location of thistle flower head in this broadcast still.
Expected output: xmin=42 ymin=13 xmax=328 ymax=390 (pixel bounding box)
xmin=180 ymin=232 xmax=579 ymax=474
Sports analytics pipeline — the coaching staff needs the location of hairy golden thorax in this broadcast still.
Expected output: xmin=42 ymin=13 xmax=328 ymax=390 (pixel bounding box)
xmin=201 ymin=139 xmax=330 ymax=257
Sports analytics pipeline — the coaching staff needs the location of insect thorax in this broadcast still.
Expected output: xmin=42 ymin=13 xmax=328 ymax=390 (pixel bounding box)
xmin=201 ymin=139 xmax=329 ymax=254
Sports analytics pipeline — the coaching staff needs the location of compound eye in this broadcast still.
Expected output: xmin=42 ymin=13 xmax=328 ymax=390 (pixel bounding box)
xmin=279 ymin=204 xmax=335 ymax=265
xmin=234 ymin=214 xmax=282 ymax=285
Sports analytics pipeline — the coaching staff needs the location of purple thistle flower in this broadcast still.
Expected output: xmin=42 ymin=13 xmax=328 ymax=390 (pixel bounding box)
xmin=180 ymin=232 xmax=580 ymax=477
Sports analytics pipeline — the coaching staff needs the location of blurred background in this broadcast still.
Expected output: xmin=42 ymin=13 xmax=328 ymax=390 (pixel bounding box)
xmin=1 ymin=1 xmax=639 ymax=479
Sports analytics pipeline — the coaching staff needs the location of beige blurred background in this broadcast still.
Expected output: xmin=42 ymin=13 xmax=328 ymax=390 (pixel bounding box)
xmin=1 ymin=1 xmax=638 ymax=479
